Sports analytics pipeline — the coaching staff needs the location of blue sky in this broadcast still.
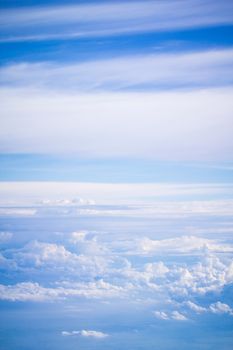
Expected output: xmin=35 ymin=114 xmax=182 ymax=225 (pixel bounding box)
xmin=0 ymin=1 xmax=233 ymax=349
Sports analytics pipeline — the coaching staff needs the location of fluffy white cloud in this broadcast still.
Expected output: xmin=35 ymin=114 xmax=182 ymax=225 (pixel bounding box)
xmin=209 ymin=302 xmax=233 ymax=315
xmin=153 ymin=311 xmax=169 ymax=320
xmin=168 ymin=254 xmax=232 ymax=296
xmin=135 ymin=236 xmax=233 ymax=255
xmin=185 ymin=300 xmax=233 ymax=316
xmin=0 ymin=282 xmax=60 ymax=302
xmin=9 ymin=240 xmax=109 ymax=278
xmin=1 ymin=234 xmax=232 ymax=302
xmin=154 ymin=310 xmax=188 ymax=321
xmin=0 ymin=280 xmax=128 ymax=302
xmin=171 ymin=311 xmax=188 ymax=321
xmin=185 ymin=301 xmax=207 ymax=313
xmin=69 ymin=231 xmax=108 ymax=256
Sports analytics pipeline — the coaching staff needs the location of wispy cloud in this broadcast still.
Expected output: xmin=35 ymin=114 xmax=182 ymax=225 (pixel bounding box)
xmin=154 ymin=310 xmax=188 ymax=321
xmin=0 ymin=1 xmax=233 ymax=42
xmin=1 ymin=182 xmax=233 ymax=205
xmin=62 ymin=330 xmax=108 ymax=338
xmin=1 ymin=49 xmax=233 ymax=90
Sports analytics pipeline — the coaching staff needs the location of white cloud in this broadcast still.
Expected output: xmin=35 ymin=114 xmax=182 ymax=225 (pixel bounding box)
xmin=1 ymin=49 xmax=233 ymax=90
xmin=169 ymin=254 xmax=233 ymax=296
xmin=209 ymin=302 xmax=233 ymax=315
xmin=171 ymin=311 xmax=188 ymax=321
xmin=39 ymin=197 xmax=95 ymax=206
xmin=69 ymin=232 xmax=108 ymax=256
xmin=185 ymin=301 xmax=207 ymax=313
xmin=186 ymin=301 xmax=233 ymax=316
xmin=1 ymin=182 xmax=233 ymax=208
xmin=0 ymin=208 xmax=37 ymax=217
xmin=1 ymin=87 xmax=232 ymax=160
xmin=0 ymin=282 xmax=60 ymax=302
xmin=0 ymin=1 xmax=232 ymax=42
xmin=62 ymin=330 xmax=108 ymax=338
xmin=10 ymin=240 xmax=108 ymax=278
xmin=153 ymin=311 xmax=169 ymax=320
xmin=154 ymin=310 xmax=188 ymax=321
xmin=0 ymin=280 xmax=127 ymax=302
xmin=78 ymin=330 xmax=108 ymax=338
xmin=0 ymin=247 xmax=232 ymax=303
xmin=135 ymin=236 xmax=233 ymax=255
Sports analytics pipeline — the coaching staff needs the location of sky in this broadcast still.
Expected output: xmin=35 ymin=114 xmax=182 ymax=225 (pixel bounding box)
xmin=0 ymin=1 xmax=233 ymax=349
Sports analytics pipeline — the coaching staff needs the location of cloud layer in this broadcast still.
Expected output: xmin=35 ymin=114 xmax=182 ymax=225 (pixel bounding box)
xmin=1 ymin=0 xmax=233 ymax=42
xmin=1 ymin=88 xmax=233 ymax=160
xmin=1 ymin=49 xmax=233 ymax=90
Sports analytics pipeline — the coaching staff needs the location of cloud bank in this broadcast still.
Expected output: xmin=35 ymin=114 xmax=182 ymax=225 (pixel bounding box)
xmin=1 ymin=88 xmax=232 ymax=160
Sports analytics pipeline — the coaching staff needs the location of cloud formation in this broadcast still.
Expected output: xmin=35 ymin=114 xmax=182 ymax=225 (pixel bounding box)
xmin=62 ymin=330 xmax=108 ymax=338
xmin=0 ymin=1 xmax=232 ymax=42
xmin=1 ymin=49 xmax=233 ymax=90
xmin=1 ymin=235 xmax=232 ymax=303
xmin=154 ymin=310 xmax=188 ymax=321
xmin=1 ymin=88 xmax=233 ymax=160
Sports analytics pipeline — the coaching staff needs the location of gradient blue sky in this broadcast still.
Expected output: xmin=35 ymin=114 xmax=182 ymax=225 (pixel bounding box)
xmin=0 ymin=1 xmax=233 ymax=350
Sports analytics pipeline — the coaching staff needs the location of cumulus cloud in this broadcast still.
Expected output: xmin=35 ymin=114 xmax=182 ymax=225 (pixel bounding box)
xmin=153 ymin=311 xmax=169 ymax=320
xmin=0 ymin=234 xmax=233 ymax=303
xmin=135 ymin=236 xmax=233 ymax=255
xmin=154 ymin=310 xmax=188 ymax=321
xmin=69 ymin=231 xmax=108 ymax=256
xmin=0 ymin=282 xmax=60 ymax=302
xmin=185 ymin=300 xmax=233 ymax=316
xmin=209 ymin=302 xmax=233 ymax=315
xmin=154 ymin=300 xmax=233 ymax=321
xmin=171 ymin=311 xmax=188 ymax=321
xmin=0 ymin=280 xmax=127 ymax=302
xmin=185 ymin=301 xmax=207 ymax=313
xmin=168 ymin=254 xmax=232 ymax=296
xmin=62 ymin=330 xmax=108 ymax=338
xmin=9 ymin=240 xmax=109 ymax=278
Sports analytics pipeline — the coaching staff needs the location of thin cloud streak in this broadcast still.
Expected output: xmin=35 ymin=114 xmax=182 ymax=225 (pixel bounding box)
xmin=1 ymin=48 xmax=233 ymax=90
xmin=0 ymin=0 xmax=233 ymax=42
xmin=1 ymin=182 xmax=233 ymax=206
